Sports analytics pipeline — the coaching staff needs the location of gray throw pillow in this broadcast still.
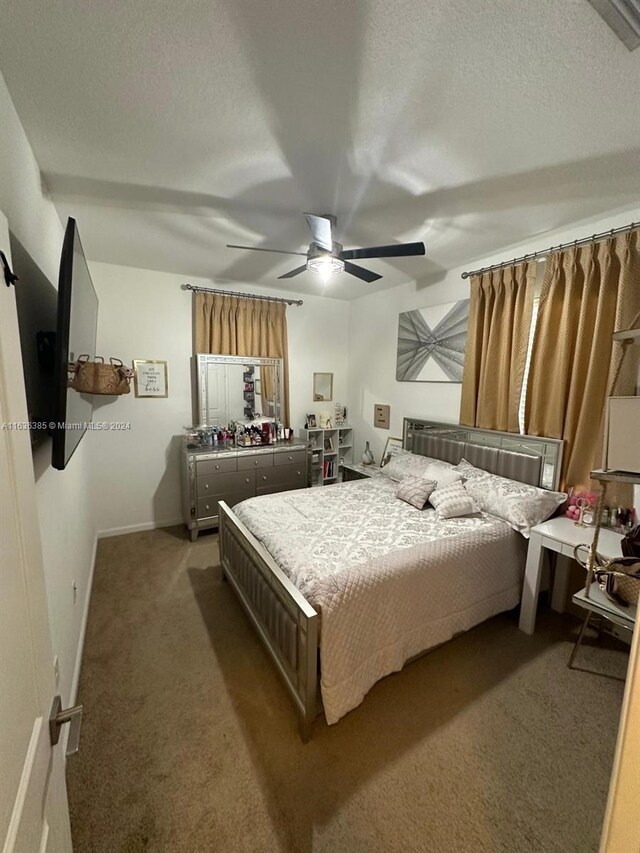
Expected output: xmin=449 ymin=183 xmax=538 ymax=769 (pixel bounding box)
xmin=395 ymin=476 xmax=437 ymax=509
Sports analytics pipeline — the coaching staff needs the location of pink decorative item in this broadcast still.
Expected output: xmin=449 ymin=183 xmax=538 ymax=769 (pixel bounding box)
xmin=565 ymin=488 xmax=598 ymax=524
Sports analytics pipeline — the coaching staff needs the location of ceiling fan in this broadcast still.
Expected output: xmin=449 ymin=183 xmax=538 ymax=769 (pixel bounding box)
xmin=226 ymin=213 xmax=426 ymax=283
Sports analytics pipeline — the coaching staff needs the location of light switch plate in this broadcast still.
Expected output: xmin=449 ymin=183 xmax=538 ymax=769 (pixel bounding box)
xmin=374 ymin=404 xmax=390 ymax=429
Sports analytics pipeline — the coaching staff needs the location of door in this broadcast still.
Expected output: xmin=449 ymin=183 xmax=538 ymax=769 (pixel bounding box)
xmin=0 ymin=211 xmax=73 ymax=852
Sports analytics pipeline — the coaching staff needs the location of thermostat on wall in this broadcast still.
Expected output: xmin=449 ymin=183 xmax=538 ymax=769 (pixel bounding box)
xmin=374 ymin=404 xmax=390 ymax=429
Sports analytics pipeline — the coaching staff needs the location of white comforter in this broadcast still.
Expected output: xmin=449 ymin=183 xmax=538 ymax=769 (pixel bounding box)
xmin=233 ymin=477 xmax=526 ymax=724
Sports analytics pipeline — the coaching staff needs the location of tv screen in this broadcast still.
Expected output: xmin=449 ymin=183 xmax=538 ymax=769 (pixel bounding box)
xmin=11 ymin=235 xmax=58 ymax=449
xmin=52 ymin=218 xmax=99 ymax=470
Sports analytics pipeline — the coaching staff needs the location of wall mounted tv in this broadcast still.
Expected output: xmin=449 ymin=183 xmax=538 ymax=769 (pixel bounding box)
xmin=52 ymin=218 xmax=99 ymax=470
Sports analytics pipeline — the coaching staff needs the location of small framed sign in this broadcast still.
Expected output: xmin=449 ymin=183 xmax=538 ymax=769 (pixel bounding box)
xmin=133 ymin=360 xmax=168 ymax=398
xmin=381 ymin=436 xmax=403 ymax=468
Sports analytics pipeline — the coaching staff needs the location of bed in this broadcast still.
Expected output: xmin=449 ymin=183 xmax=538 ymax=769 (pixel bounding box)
xmin=218 ymin=418 xmax=564 ymax=740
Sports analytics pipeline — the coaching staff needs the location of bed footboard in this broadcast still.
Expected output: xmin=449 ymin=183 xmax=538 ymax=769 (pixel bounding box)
xmin=217 ymin=501 xmax=319 ymax=741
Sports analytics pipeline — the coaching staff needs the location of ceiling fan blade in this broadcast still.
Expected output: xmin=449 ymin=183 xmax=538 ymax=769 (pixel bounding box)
xmin=226 ymin=244 xmax=307 ymax=257
xmin=340 ymin=241 xmax=426 ymax=260
xmin=343 ymin=261 xmax=382 ymax=283
xmin=304 ymin=213 xmax=333 ymax=251
xmin=278 ymin=264 xmax=308 ymax=279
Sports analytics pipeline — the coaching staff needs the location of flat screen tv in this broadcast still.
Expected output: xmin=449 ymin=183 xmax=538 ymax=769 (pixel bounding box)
xmin=52 ymin=218 xmax=99 ymax=470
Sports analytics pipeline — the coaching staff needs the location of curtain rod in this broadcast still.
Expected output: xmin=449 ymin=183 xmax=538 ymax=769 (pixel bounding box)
xmin=460 ymin=220 xmax=639 ymax=280
xmin=182 ymin=283 xmax=303 ymax=306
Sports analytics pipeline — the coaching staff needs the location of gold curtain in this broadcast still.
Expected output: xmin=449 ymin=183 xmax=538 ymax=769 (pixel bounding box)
xmin=525 ymin=230 xmax=640 ymax=490
xmin=460 ymin=262 xmax=536 ymax=432
xmin=194 ymin=293 xmax=290 ymax=425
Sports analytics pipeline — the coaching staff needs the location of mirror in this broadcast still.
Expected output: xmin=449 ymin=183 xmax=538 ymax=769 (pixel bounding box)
xmin=313 ymin=372 xmax=333 ymax=402
xmin=195 ymin=354 xmax=282 ymax=426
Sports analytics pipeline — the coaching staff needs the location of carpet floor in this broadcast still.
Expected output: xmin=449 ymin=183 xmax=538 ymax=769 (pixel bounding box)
xmin=67 ymin=526 xmax=628 ymax=853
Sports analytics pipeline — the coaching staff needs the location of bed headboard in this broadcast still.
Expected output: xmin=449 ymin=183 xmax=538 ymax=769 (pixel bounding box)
xmin=402 ymin=419 xmax=563 ymax=491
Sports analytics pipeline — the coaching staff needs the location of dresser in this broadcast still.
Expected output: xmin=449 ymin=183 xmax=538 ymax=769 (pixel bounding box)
xmin=182 ymin=440 xmax=310 ymax=540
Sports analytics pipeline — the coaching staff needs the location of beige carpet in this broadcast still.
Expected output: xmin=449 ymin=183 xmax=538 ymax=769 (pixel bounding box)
xmin=67 ymin=526 xmax=628 ymax=853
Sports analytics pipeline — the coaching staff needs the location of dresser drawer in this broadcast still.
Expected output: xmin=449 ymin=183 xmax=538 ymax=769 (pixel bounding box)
xmin=197 ymin=490 xmax=251 ymax=518
xmin=197 ymin=471 xmax=255 ymax=497
xmin=196 ymin=457 xmax=237 ymax=476
xmin=256 ymin=463 xmax=306 ymax=490
xmin=273 ymin=450 xmax=306 ymax=467
xmin=237 ymin=453 xmax=273 ymax=471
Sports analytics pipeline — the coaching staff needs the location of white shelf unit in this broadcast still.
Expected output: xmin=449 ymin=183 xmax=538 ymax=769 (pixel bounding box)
xmin=300 ymin=427 xmax=353 ymax=486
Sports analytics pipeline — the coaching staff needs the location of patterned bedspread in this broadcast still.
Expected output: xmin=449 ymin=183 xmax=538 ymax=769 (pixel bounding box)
xmin=234 ymin=477 xmax=526 ymax=724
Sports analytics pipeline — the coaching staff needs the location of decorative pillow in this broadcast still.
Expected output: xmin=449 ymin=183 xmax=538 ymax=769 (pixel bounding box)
xmin=424 ymin=462 xmax=463 ymax=487
xmin=380 ymin=452 xmax=439 ymax=481
xmin=429 ymin=482 xmax=479 ymax=519
xmin=395 ymin=476 xmax=436 ymax=509
xmin=454 ymin=459 xmax=566 ymax=536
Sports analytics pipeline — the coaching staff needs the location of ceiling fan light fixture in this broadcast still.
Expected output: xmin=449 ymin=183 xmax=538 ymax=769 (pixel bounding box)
xmin=306 ymin=254 xmax=344 ymax=280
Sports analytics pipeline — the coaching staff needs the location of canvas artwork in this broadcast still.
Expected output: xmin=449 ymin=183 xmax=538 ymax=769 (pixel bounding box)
xmin=396 ymin=300 xmax=470 ymax=383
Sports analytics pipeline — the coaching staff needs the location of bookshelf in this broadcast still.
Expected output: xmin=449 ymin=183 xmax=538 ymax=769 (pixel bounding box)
xmin=300 ymin=427 xmax=353 ymax=486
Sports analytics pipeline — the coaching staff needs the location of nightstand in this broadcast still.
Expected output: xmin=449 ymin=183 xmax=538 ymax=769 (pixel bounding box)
xmin=342 ymin=462 xmax=386 ymax=482
xmin=519 ymin=516 xmax=624 ymax=635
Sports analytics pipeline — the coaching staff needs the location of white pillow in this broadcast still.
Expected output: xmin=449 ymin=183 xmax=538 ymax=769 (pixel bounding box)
xmin=455 ymin=459 xmax=566 ymax=536
xmin=395 ymin=476 xmax=437 ymax=509
xmin=429 ymin=482 xmax=479 ymax=519
xmin=424 ymin=462 xmax=463 ymax=487
xmin=380 ymin=452 xmax=438 ymax=481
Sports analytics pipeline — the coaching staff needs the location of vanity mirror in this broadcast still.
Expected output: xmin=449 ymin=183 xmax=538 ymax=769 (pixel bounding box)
xmin=313 ymin=372 xmax=333 ymax=402
xmin=194 ymin=354 xmax=283 ymax=426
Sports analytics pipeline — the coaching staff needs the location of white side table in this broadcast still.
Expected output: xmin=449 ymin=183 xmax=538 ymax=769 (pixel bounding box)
xmin=519 ymin=516 xmax=624 ymax=635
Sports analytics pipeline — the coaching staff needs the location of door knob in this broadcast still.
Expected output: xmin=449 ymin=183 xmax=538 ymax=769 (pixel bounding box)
xmin=49 ymin=695 xmax=83 ymax=757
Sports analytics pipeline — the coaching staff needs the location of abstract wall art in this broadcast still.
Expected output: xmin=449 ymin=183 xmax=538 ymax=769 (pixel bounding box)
xmin=396 ymin=300 xmax=470 ymax=382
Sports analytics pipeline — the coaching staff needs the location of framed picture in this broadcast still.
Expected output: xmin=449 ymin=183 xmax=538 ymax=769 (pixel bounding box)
xmin=396 ymin=299 xmax=470 ymax=382
xmin=306 ymin=413 xmax=317 ymax=428
xmin=324 ymin=436 xmax=334 ymax=452
xmin=380 ymin=436 xmax=403 ymax=467
xmin=133 ymin=360 xmax=168 ymax=398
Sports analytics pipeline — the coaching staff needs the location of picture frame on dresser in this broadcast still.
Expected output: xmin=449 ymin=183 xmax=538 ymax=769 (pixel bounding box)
xmin=381 ymin=436 xmax=403 ymax=467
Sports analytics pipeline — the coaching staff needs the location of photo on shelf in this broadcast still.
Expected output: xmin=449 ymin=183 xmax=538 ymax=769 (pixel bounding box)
xmin=324 ymin=437 xmax=334 ymax=452
xmin=306 ymin=414 xmax=317 ymax=428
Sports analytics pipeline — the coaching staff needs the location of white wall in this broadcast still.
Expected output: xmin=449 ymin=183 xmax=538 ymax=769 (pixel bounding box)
xmin=88 ymin=262 xmax=349 ymax=535
xmin=348 ymin=205 xmax=640 ymax=464
xmin=0 ymin=71 xmax=96 ymax=709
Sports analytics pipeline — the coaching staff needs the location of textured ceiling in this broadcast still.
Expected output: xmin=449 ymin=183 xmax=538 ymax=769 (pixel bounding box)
xmin=2 ymin=0 xmax=640 ymax=299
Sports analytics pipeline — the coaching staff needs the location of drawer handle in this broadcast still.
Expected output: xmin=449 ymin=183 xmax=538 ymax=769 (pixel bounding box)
xmin=288 ymin=455 xmax=293 ymax=460
xmin=254 ymin=460 xmax=259 ymax=465
xmin=204 ymin=483 xmax=209 ymax=489
xmin=215 ymin=465 xmax=220 ymax=470
xmin=262 ymin=475 xmax=267 ymax=481
xmin=297 ymin=471 xmax=301 ymax=475
xmin=245 ymin=478 xmax=250 ymax=483
xmin=204 ymin=505 xmax=210 ymax=511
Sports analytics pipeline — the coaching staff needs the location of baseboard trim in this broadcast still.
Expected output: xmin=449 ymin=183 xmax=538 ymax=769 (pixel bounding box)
xmin=70 ymin=530 xmax=98 ymax=708
xmin=97 ymin=518 xmax=183 ymax=539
